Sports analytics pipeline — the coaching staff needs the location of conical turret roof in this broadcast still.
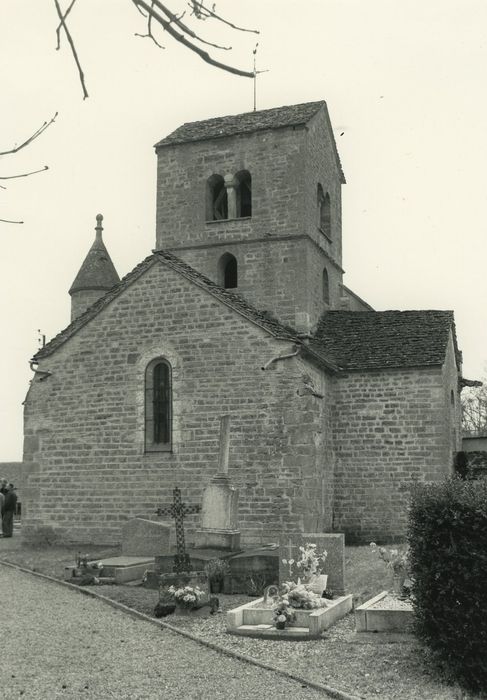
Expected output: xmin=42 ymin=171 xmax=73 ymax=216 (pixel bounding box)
xmin=69 ymin=214 xmax=120 ymax=294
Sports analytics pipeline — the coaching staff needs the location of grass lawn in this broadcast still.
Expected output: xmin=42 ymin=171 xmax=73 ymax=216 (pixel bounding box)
xmin=0 ymin=536 xmax=476 ymax=699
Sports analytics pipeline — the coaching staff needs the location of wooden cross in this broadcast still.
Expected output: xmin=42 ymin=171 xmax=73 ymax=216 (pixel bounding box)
xmin=156 ymin=487 xmax=201 ymax=573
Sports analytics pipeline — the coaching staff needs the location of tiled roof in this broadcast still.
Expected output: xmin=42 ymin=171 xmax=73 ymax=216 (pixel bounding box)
xmin=69 ymin=234 xmax=120 ymax=294
xmin=156 ymin=100 xmax=345 ymax=183
xmin=156 ymin=101 xmax=326 ymax=148
xmin=312 ymin=310 xmax=456 ymax=371
xmin=33 ymin=251 xmax=306 ymax=361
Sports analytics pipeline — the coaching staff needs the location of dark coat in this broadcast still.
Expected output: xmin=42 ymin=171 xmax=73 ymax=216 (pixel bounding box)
xmin=3 ymin=490 xmax=17 ymax=513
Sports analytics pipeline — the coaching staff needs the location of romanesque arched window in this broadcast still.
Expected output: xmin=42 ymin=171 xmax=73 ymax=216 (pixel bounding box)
xmin=145 ymin=358 xmax=172 ymax=451
xmin=235 ymin=170 xmax=252 ymax=218
xmin=322 ymin=267 xmax=330 ymax=305
xmin=218 ymin=252 xmax=238 ymax=289
xmin=317 ymin=184 xmax=331 ymax=238
xmin=206 ymin=174 xmax=228 ymax=221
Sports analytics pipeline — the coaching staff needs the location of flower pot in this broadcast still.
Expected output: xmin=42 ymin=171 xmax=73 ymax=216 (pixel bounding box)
xmin=307 ymin=574 xmax=328 ymax=596
xmin=392 ymin=573 xmax=406 ymax=597
xmin=210 ymin=579 xmax=224 ymax=594
xmin=275 ymin=620 xmax=286 ymax=630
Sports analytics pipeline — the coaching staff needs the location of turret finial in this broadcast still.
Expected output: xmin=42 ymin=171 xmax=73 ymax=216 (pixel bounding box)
xmin=95 ymin=213 xmax=103 ymax=240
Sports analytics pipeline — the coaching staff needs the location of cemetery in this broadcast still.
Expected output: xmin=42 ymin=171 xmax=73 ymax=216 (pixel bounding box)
xmin=1 ymin=414 xmax=486 ymax=696
xmin=1 ymin=477 xmax=486 ymax=699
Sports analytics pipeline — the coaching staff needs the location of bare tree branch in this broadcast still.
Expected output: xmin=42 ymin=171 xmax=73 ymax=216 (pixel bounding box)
xmin=189 ymin=1 xmax=259 ymax=35
xmin=0 ymin=166 xmax=49 ymax=181
xmin=133 ymin=0 xmax=254 ymax=77
xmin=56 ymin=0 xmax=78 ymax=49
xmin=0 ymin=113 xmax=58 ymax=157
xmin=53 ymin=0 xmax=88 ymax=99
xmin=135 ymin=1 xmax=166 ymax=48
xmin=151 ymin=1 xmax=232 ymax=51
xmin=0 ymin=218 xmax=24 ymax=224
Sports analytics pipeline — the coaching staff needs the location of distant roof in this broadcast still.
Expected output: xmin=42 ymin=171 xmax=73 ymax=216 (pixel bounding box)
xmin=69 ymin=221 xmax=120 ymax=294
xmin=155 ymin=100 xmax=345 ymax=183
xmin=312 ymin=310 xmax=457 ymax=371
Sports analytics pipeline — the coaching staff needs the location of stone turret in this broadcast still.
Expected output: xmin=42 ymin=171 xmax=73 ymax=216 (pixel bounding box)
xmin=69 ymin=214 xmax=120 ymax=321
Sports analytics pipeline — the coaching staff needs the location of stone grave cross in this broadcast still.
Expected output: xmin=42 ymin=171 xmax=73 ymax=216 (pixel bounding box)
xmin=156 ymin=487 xmax=201 ymax=573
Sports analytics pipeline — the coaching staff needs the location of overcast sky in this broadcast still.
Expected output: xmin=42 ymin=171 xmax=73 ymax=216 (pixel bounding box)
xmin=1 ymin=1 xmax=486 ymax=460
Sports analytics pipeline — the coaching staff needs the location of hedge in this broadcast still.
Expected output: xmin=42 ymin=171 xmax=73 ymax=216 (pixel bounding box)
xmin=408 ymin=478 xmax=487 ymax=692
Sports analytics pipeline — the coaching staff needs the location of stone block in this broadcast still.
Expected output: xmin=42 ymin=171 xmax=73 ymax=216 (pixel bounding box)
xmin=121 ymin=518 xmax=170 ymax=557
xmin=194 ymin=528 xmax=240 ymax=551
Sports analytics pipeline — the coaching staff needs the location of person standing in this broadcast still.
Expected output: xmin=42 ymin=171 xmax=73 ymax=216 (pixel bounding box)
xmin=2 ymin=484 xmax=17 ymax=538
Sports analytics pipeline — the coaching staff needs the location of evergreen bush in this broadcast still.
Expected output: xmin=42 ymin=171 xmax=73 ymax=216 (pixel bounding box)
xmin=408 ymin=478 xmax=487 ymax=692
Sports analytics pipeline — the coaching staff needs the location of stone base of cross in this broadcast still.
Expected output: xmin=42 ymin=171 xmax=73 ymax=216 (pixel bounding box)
xmin=156 ymin=487 xmax=201 ymax=573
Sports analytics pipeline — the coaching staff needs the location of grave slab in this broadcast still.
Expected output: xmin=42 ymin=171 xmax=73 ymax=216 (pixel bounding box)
xmin=227 ymin=594 xmax=353 ymax=639
xmin=97 ymin=556 xmax=153 ymax=584
xmin=355 ymin=591 xmax=414 ymax=633
xmin=122 ymin=518 xmax=170 ymax=557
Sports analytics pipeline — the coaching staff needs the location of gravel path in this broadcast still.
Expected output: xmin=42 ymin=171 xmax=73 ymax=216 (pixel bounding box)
xmin=2 ymin=566 xmax=333 ymax=700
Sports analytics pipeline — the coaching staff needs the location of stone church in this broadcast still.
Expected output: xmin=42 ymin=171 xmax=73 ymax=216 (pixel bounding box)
xmin=22 ymin=101 xmax=462 ymax=546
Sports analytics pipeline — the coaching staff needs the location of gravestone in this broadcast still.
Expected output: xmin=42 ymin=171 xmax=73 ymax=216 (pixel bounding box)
xmin=279 ymin=533 xmax=346 ymax=595
xmin=194 ymin=415 xmax=241 ymax=550
xmin=122 ymin=517 xmax=171 ymax=557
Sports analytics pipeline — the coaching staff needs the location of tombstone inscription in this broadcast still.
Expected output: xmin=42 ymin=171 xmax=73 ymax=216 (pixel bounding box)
xmin=156 ymin=487 xmax=201 ymax=573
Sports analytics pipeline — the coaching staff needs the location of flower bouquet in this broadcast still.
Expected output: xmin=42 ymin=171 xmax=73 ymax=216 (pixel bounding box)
xmin=168 ymin=585 xmax=204 ymax=610
xmin=273 ymin=599 xmax=297 ymax=630
xmin=281 ymin=581 xmax=329 ymax=610
xmin=369 ymin=542 xmax=412 ymax=597
xmin=282 ymin=543 xmax=328 ymax=593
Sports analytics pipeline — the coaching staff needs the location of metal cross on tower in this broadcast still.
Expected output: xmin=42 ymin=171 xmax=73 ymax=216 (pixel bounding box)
xmin=156 ymin=487 xmax=201 ymax=573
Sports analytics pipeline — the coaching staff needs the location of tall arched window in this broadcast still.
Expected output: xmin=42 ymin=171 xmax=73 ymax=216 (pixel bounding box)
xmin=145 ymin=358 xmax=172 ymax=451
xmin=235 ymin=170 xmax=252 ymax=218
xmin=218 ymin=252 xmax=238 ymax=289
xmin=206 ymin=174 xmax=228 ymax=221
xmin=317 ymin=184 xmax=331 ymax=238
xmin=322 ymin=267 xmax=330 ymax=305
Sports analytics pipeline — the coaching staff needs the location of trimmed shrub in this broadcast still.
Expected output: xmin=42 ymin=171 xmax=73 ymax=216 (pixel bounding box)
xmin=408 ymin=478 xmax=487 ymax=692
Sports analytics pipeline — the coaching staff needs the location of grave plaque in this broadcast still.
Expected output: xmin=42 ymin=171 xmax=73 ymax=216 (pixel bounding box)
xmin=122 ymin=518 xmax=171 ymax=557
xmin=279 ymin=532 xmax=346 ymax=595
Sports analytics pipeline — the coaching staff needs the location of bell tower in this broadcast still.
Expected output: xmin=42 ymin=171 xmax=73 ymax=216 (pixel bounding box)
xmin=154 ymin=101 xmax=346 ymax=331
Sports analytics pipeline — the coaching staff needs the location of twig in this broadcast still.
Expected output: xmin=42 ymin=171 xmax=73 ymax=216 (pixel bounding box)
xmin=56 ymin=0 xmax=78 ymax=49
xmin=53 ymin=0 xmax=88 ymax=99
xmin=0 ymin=166 xmax=49 ymax=181
xmin=0 ymin=218 xmax=24 ymax=224
xmin=0 ymin=113 xmax=58 ymax=157
xmin=132 ymin=0 xmax=253 ymax=77
xmin=135 ymin=1 xmax=166 ymax=48
xmin=153 ymin=1 xmax=231 ymax=50
xmin=189 ymin=1 xmax=259 ymax=34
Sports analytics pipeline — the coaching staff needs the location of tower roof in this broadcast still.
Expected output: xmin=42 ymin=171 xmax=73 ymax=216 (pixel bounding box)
xmin=155 ymin=100 xmax=345 ymax=183
xmin=69 ymin=214 xmax=120 ymax=295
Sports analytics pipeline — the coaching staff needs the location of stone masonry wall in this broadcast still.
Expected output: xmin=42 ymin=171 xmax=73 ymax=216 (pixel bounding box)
xmin=22 ymin=261 xmax=334 ymax=546
xmin=303 ymin=109 xmax=343 ymax=268
xmin=155 ymin=108 xmax=344 ymax=332
xmin=175 ymin=237 xmax=337 ymax=332
xmin=155 ymin=126 xmax=307 ymax=250
xmin=332 ymin=365 xmax=459 ymax=543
